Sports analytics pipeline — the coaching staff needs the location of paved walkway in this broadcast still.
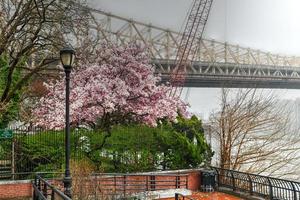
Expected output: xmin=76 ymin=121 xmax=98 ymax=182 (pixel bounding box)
xmin=160 ymin=192 xmax=242 ymax=200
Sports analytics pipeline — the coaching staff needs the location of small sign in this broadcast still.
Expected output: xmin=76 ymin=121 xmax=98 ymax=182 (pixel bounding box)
xmin=0 ymin=129 xmax=13 ymax=139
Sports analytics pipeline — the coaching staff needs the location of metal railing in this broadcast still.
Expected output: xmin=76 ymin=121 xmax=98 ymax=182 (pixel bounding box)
xmin=175 ymin=193 xmax=195 ymax=200
xmin=90 ymin=172 xmax=188 ymax=198
xmin=31 ymin=172 xmax=188 ymax=199
xmin=30 ymin=168 xmax=300 ymax=200
xmin=32 ymin=174 xmax=70 ymax=200
xmin=214 ymin=167 xmax=300 ymax=200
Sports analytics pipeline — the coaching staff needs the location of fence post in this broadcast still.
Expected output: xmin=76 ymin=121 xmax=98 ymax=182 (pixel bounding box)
xmin=43 ymin=182 xmax=47 ymax=198
xmin=33 ymin=177 xmax=37 ymax=200
xmin=38 ymin=177 xmax=41 ymax=191
xmin=32 ymin=175 xmax=37 ymax=200
xmin=291 ymin=182 xmax=297 ymax=200
xmin=267 ymin=177 xmax=273 ymax=200
xmin=150 ymin=175 xmax=155 ymax=191
xmin=146 ymin=176 xmax=149 ymax=191
xmin=32 ymin=187 xmax=36 ymax=200
xmin=11 ymin=138 xmax=15 ymax=180
xmin=114 ymin=176 xmax=117 ymax=193
xmin=123 ymin=175 xmax=126 ymax=197
xmin=186 ymin=175 xmax=188 ymax=189
xmin=215 ymin=169 xmax=219 ymax=188
xmin=176 ymin=175 xmax=180 ymax=189
xmin=51 ymin=189 xmax=55 ymax=200
xmin=247 ymin=174 xmax=253 ymax=195
xmin=231 ymin=171 xmax=235 ymax=191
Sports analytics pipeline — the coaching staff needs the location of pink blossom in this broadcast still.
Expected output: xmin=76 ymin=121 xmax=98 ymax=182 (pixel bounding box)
xmin=33 ymin=44 xmax=188 ymax=129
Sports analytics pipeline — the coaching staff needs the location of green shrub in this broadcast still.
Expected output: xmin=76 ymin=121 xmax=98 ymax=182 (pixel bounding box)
xmin=13 ymin=115 xmax=213 ymax=175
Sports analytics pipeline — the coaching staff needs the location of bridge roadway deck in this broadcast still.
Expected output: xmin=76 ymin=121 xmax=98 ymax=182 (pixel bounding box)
xmin=154 ymin=59 xmax=300 ymax=89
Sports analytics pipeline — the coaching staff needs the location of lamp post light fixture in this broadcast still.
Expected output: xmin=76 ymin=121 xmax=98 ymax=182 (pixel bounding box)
xmin=60 ymin=46 xmax=75 ymax=198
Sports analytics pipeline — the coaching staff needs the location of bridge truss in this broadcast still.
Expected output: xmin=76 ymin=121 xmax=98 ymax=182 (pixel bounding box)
xmin=89 ymin=8 xmax=300 ymax=89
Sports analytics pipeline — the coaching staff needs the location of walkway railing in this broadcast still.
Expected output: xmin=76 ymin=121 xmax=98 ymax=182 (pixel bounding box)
xmin=32 ymin=174 xmax=70 ymax=200
xmin=31 ymin=168 xmax=300 ymax=200
xmin=214 ymin=167 xmax=300 ymax=200
xmin=32 ymin=172 xmax=189 ymax=199
xmin=91 ymin=172 xmax=188 ymax=198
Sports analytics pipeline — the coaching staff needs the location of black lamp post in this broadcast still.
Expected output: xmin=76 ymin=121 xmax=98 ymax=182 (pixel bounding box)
xmin=60 ymin=47 xmax=75 ymax=198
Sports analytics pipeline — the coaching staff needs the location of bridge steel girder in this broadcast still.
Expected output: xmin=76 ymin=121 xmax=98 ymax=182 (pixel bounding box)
xmin=86 ymin=7 xmax=300 ymax=89
xmin=154 ymin=59 xmax=300 ymax=89
xmin=160 ymin=75 xmax=300 ymax=89
xmin=89 ymin=8 xmax=300 ymax=68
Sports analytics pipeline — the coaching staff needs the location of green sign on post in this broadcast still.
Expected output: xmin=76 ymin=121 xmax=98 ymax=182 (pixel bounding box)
xmin=0 ymin=129 xmax=13 ymax=139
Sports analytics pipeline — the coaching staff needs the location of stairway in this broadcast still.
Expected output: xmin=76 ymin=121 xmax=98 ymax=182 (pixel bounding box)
xmin=0 ymin=160 xmax=12 ymax=180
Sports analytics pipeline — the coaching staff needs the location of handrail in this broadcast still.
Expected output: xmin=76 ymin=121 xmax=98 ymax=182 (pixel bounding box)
xmin=213 ymin=167 xmax=300 ymax=184
xmin=32 ymin=172 xmax=189 ymax=199
xmin=32 ymin=174 xmax=71 ymax=200
xmin=213 ymin=167 xmax=300 ymax=200
xmin=92 ymin=173 xmax=189 ymax=195
xmin=91 ymin=172 xmax=188 ymax=177
xmin=32 ymin=183 xmax=47 ymax=200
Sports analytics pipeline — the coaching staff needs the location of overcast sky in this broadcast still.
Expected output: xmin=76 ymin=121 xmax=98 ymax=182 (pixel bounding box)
xmin=88 ymin=0 xmax=300 ymax=119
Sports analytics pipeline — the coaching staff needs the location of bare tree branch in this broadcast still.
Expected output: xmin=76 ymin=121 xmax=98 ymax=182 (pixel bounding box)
xmin=210 ymin=88 xmax=300 ymax=180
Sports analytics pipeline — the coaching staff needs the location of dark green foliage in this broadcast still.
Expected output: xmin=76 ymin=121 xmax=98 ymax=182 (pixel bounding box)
xmin=14 ymin=129 xmax=94 ymax=175
xmin=12 ymin=116 xmax=213 ymax=175
xmin=0 ymin=138 xmax=12 ymax=160
xmin=14 ymin=131 xmax=65 ymax=174
xmin=99 ymin=125 xmax=161 ymax=172
xmin=155 ymin=115 xmax=214 ymax=169
xmin=87 ymin=115 xmax=213 ymax=172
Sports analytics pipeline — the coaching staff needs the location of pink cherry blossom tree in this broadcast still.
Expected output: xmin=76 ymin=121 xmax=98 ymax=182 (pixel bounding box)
xmin=33 ymin=44 xmax=188 ymax=132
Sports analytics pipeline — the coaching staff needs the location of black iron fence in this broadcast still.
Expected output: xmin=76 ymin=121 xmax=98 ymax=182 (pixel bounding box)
xmin=214 ymin=167 xmax=300 ymax=200
xmin=1 ymin=126 xmax=192 ymax=181
xmin=0 ymin=128 xmax=95 ymax=180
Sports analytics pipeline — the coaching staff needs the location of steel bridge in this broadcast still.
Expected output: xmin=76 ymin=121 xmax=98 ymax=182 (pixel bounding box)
xmin=89 ymin=8 xmax=300 ymax=89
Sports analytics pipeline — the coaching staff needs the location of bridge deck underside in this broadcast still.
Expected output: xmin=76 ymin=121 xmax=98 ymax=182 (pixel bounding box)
xmin=155 ymin=60 xmax=300 ymax=89
xmin=161 ymin=75 xmax=300 ymax=89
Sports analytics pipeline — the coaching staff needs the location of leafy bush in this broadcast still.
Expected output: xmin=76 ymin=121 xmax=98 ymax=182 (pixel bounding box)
xmin=14 ymin=115 xmax=213 ymax=175
xmin=14 ymin=129 xmax=93 ymax=175
xmin=89 ymin=115 xmax=213 ymax=172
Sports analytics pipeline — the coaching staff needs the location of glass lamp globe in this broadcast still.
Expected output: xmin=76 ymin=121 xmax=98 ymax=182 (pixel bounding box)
xmin=60 ymin=47 xmax=75 ymax=69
